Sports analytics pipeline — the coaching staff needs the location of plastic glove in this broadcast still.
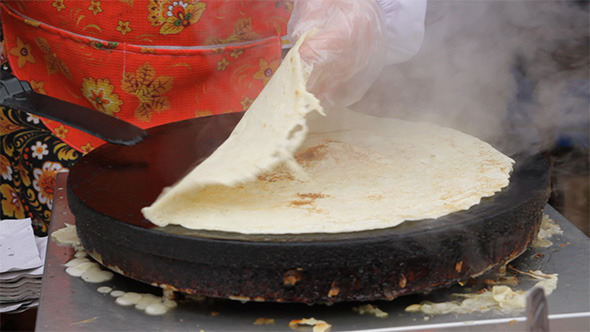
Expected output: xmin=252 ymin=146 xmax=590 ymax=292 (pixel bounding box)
xmin=288 ymin=0 xmax=387 ymax=107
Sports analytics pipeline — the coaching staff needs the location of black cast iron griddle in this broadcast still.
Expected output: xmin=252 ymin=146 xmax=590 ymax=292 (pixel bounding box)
xmin=67 ymin=112 xmax=551 ymax=304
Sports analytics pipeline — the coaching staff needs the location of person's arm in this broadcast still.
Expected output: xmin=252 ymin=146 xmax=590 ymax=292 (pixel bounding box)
xmin=288 ymin=0 xmax=427 ymax=106
xmin=378 ymin=0 xmax=427 ymax=65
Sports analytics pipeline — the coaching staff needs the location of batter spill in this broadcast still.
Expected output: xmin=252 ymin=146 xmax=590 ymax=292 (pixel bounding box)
xmin=52 ymin=224 xmax=177 ymax=316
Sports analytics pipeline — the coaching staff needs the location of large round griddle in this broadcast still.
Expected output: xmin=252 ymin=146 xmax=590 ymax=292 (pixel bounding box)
xmin=67 ymin=112 xmax=551 ymax=304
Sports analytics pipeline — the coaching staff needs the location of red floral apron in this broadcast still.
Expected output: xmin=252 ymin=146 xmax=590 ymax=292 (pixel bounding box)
xmin=1 ymin=0 xmax=292 ymax=152
xmin=0 ymin=0 xmax=292 ymax=235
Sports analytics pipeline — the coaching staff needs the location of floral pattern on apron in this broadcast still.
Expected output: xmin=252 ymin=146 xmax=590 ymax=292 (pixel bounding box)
xmin=1 ymin=0 xmax=292 ymax=235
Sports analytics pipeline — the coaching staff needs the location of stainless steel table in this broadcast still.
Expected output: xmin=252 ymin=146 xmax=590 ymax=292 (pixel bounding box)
xmin=36 ymin=173 xmax=590 ymax=331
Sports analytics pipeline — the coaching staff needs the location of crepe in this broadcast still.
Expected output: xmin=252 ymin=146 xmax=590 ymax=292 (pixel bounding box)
xmin=142 ymin=33 xmax=514 ymax=234
xmin=142 ymin=31 xmax=324 ymax=223
xmin=143 ymin=107 xmax=514 ymax=234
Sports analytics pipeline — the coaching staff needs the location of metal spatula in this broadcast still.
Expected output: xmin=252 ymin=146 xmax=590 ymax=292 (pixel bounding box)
xmin=0 ymin=71 xmax=147 ymax=146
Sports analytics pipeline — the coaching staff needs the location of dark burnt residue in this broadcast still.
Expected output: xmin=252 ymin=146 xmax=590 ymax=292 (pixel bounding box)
xmin=257 ymin=171 xmax=294 ymax=183
xmin=294 ymin=141 xmax=332 ymax=167
xmin=283 ymin=268 xmax=304 ymax=286
xmin=290 ymin=192 xmax=327 ymax=206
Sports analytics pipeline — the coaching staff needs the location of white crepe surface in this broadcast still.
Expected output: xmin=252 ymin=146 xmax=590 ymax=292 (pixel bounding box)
xmin=142 ymin=34 xmax=514 ymax=234
xmin=143 ymin=104 xmax=513 ymax=234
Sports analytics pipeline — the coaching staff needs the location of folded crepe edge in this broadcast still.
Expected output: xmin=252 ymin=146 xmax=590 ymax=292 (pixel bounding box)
xmin=142 ymin=31 xmax=324 ymax=226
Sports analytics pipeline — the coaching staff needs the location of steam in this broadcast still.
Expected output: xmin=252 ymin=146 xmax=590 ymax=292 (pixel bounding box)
xmin=355 ymin=0 xmax=589 ymax=156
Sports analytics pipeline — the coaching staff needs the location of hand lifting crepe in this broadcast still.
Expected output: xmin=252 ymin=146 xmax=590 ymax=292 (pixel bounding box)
xmin=142 ymin=33 xmax=514 ymax=234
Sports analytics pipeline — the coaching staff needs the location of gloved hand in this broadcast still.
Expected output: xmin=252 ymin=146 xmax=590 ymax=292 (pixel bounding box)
xmin=288 ymin=0 xmax=387 ymax=107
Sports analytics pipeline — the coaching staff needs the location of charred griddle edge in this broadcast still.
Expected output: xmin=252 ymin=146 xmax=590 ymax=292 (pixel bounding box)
xmin=67 ymin=114 xmax=550 ymax=304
